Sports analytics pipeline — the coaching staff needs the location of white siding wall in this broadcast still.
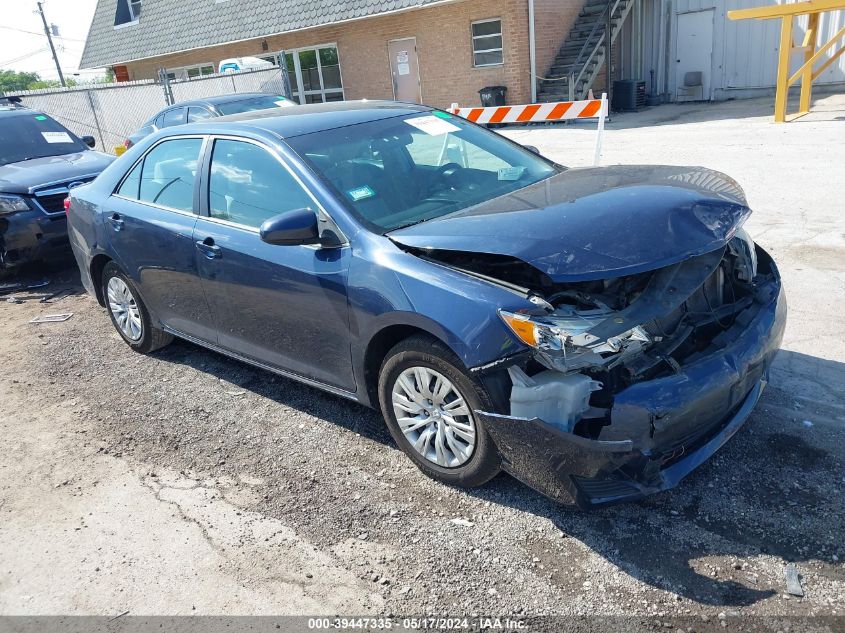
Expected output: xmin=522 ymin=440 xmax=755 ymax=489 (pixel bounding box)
xmin=635 ymin=0 xmax=845 ymax=100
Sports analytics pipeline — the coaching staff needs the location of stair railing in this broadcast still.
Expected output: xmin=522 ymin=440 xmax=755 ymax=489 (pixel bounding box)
xmin=568 ymin=0 xmax=625 ymax=98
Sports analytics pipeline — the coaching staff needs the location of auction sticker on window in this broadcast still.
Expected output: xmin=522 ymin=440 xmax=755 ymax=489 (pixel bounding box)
xmin=41 ymin=131 xmax=72 ymax=144
xmin=347 ymin=185 xmax=376 ymax=201
xmin=497 ymin=166 xmax=526 ymax=181
xmin=405 ymin=115 xmax=460 ymax=136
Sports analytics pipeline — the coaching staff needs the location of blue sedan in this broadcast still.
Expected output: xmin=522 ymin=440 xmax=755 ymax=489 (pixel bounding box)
xmin=67 ymin=101 xmax=786 ymax=508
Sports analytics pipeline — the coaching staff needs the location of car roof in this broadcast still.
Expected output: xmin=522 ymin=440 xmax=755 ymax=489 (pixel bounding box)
xmin=166 ymin=92 xmax=281 ymax=109
xmin=195 ymin=100 xmax=433 ymax=138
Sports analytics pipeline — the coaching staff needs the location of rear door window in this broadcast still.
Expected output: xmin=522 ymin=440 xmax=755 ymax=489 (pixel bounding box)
xmin=116 ymin=161 xmax=142 ymax=199
xmin=208 ymin=139 xmax=313 ymax=228
xmin=160 ymin=108 xmax=187 ymax=128
xmin=117 ymin=137 xmax=203 ymax=212
xmin=187 ymin=107 xmax=213 ymax=123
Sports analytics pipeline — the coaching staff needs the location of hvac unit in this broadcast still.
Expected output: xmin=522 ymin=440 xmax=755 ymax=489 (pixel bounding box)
xmin=612 ymin=80 xmax=647 ymax=111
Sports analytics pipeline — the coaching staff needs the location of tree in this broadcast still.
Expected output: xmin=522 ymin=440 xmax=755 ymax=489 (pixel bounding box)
xmin=25 ymin=77 xmax=78 ymax=90
xmin=0 ymin=70 xmax=41 ymax=93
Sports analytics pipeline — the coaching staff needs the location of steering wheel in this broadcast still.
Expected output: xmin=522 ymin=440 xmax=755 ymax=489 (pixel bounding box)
xmin=436 ymin=162 xmax=464 ymax=179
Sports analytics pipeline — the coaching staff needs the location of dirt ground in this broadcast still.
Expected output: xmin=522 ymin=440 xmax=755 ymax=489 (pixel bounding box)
xmin=1 ymin=95 xmax=844 ymax=621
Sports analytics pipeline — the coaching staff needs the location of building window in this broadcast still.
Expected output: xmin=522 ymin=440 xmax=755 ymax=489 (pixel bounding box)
xmin=283 ymin=45 xmax=344 ymax=104
xmin=114 ymin=0 xmax=141 ymax=26
xmin=165 ymin=63 xmax=216 ymax=81
xmin=471 ymin=19 xmax=503 ymax=67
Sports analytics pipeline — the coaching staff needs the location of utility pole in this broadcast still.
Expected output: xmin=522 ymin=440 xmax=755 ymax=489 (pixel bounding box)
xmin=605 ymin=0 xmax=612 ymax=108
xmin=36 ymin=1 xmax=66 ymax=87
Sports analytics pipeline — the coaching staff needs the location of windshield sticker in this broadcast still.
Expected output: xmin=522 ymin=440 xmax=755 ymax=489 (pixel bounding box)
xmin=405 ymin=115 xmax=461 ymax=136
xmin=498 ymin=166 xmax=527 ymax=181
xmin=432 ymin=111 xmax=453 ymax=120
xmin=41 ymin=131 xmax=72 ymax=144
xmin=35 ymin=115 xmax=47 ymax=121
xmin=347 ymin=185 xmax=375 ymax=202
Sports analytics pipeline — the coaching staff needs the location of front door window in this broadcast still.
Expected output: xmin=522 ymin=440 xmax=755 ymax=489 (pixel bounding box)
xmin=284 ymin=45 xmax=344 ymax=104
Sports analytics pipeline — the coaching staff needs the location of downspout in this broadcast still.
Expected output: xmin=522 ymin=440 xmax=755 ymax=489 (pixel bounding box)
xmin=529 ymin=0 xmax=538 ymax=102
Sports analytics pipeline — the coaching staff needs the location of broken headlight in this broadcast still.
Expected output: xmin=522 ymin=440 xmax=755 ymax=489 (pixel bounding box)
xmin=731 ymin=227 xmax=758 ymax=282
xmin=0 ymin=194 xmax=30 ymax=216
xmin=499 ymin=308 xmax=651 ymax=371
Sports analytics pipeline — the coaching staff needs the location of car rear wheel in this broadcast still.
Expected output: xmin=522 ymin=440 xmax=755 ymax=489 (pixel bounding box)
xmin=101 ymin=262 xmax=172 ymax=353
xmin=378 ymin=334 xmax=501 ymax=488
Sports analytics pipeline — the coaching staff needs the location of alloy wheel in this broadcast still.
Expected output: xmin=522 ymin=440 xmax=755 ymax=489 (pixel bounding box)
xmin=106 ymin=276 xmax=143 ymax=341
xmin=391 ymin=367 xmax=477 ymax=468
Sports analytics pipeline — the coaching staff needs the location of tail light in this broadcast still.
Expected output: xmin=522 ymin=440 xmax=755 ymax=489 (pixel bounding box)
xmin=64 ymin=196 xmax=71 ymax=216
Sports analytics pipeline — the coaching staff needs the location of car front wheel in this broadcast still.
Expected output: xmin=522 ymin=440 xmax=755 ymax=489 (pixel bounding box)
xmin=378 ymin=334 xmax=501 ymax=488
xmin=101 ymin=261 xmax=172 ymax=354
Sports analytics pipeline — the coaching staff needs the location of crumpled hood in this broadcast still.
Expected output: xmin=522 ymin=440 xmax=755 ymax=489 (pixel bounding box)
xmin=390 ymin=165 xmax=751 ymax=282
xmin=0 ymin=151 xmax=115 ymax=194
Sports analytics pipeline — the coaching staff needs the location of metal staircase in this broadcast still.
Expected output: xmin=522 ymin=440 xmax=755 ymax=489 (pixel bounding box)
xmin=537 ymin=0 xmax=636 ymax=102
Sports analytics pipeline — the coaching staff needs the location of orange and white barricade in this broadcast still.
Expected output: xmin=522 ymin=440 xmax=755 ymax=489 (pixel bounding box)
xmin=448 ymin=93 xmax=608 ymax=166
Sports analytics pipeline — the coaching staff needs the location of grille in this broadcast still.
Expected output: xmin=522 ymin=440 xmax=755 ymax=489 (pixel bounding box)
xmin=34 ymin=192 xmax=69 ymax=214
xmin=33 ymin=179 xmax=94 ymax=215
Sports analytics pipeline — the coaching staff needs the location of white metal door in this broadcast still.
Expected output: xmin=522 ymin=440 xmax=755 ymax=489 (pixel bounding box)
xmin=675 ymin=10 xmax=714 ymax=101
xmin=388 ymin=38 xmax=422 ymax=103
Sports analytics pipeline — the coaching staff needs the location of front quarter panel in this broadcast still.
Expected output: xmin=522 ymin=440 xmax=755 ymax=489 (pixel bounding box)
xmin=348 ymin=232 xmax=533 ymax=404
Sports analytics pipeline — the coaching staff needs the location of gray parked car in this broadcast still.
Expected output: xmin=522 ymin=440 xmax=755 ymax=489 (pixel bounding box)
xmin=123 ymin=92 xmax=297 ymax=149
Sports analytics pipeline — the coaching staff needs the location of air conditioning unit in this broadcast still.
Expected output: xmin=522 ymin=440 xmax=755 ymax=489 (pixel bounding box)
xmin=612 ymin=80 xmax=647 ymax=111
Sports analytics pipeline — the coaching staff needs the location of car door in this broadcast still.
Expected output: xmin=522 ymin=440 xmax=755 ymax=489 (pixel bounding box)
xmin=108 ymin=135 xmax=217 ymax=342
xmin=192 ymin=136 xmax=354 ymax=391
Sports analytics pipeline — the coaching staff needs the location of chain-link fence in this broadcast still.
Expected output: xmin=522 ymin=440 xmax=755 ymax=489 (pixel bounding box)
xmin=7 ymin=66 xmax=291 ymax=154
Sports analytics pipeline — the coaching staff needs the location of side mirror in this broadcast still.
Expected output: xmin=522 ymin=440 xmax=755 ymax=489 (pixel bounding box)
xmin=523 ymin=144 xmax=541 ymax=156
xmin=81 ymin=135 xmax=96 ymax=148
xmin=260 ymin=207 xmax=321 ymax=246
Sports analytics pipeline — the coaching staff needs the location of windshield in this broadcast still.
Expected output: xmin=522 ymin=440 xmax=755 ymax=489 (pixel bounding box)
xmin=0 ymin=113 xmax=86 ymax=166
xmin=216 ymin=95 xmax=295 ymax=115
xmin=285 ymin=111 xmax=559 ymax=232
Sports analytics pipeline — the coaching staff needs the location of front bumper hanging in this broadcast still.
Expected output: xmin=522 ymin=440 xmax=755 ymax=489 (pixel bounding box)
xmin=477 ymin=257 xmax=787 ymax=509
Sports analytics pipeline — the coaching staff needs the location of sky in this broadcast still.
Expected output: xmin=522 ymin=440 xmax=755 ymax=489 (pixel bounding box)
xmin=0 ymin=0 xmax=103 ymax=82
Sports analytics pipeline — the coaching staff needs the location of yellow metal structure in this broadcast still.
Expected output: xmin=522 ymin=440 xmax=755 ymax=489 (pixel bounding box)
xmin=728 ymin=0 xmax=845 ymax=122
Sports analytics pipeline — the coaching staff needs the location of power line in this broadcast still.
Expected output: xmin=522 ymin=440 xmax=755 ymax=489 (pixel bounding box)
xmin=0 ymin=47 xmax=49 ymax=68
xmin=0 ymin=25 xmax=85 ymax=42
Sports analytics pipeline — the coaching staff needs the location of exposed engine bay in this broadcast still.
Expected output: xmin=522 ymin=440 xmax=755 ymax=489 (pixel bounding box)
xmin=403 ymin=228 xmax=769 ymax=442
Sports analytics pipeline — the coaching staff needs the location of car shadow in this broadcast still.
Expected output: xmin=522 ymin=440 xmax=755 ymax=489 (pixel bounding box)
xmin=154 ymin=337 xmax=394 ymax=444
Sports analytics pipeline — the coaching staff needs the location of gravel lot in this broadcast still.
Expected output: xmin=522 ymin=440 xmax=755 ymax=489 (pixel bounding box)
xmin=1 ymin=95 xmax=844 ymax=623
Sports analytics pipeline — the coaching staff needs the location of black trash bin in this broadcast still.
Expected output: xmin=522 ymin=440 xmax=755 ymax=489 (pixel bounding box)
xmin=478 ymin=86 xmax=507 ymax=128
xmin=479 ymin=85 xmax=507 ymax=107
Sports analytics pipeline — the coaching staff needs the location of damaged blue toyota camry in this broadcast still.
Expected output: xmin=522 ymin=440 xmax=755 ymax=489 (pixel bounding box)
xmin=67 ymin=101 xmax=786 ymax=508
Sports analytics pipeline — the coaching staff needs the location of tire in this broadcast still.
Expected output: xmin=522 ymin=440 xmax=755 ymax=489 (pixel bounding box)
xmin=378 ymin=334 xmax=501 ymax=488
xmin=101 ymin=261 xmax=172 ymax=354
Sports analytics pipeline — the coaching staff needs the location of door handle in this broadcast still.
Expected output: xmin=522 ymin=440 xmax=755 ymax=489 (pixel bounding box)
xmin=195 ymin=237 xmax=222 ymax=259
xmin=108 ymin=212 xmax=124 ymax=231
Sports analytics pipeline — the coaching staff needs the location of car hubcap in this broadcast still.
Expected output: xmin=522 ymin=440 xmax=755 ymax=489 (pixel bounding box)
xmin=391 ymin=367 xmax=476 ymax=468
xmin=106 ymin=276 xmax=142 ymax=341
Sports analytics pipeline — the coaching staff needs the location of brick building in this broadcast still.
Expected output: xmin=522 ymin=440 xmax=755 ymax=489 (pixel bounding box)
xmin=80 ymin=0 xmax=590 ymax=110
